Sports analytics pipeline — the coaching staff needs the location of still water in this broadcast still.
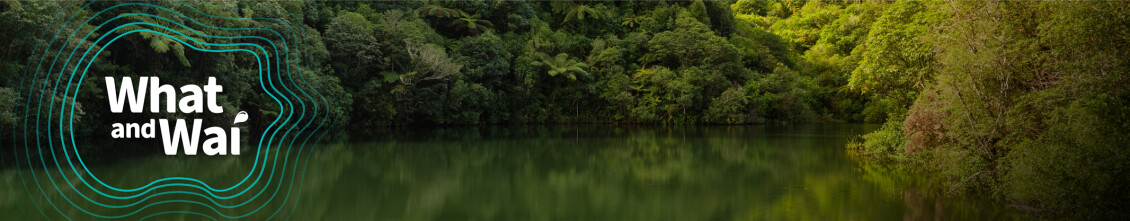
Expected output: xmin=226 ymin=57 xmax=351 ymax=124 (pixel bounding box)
xmin=2 ymin=124 xmax=1022 ymax=220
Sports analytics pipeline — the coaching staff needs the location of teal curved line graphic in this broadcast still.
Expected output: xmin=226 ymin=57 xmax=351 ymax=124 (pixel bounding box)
xmin=63 ymin=31 xmax=281 ymax=218
xmin=62 ymin=28 xmax=309 ymax=218
xmin=52 ymin=3 xmax=280 ymax=195
xmin=10 ymin=2 xmax=77 ymax=219
xmin=16 ymin=2 xmax=103 ymax=220
xmin=177 ymin=3 xmax=340 ymax=219
xmin=8 ymin=1 xmax=336 ymax=219
xmin=55 ymin=9 xmax=291 ymax=221
xmin=56 ymin=2 xmax=283 ymax=196
xmin=59 ymin=17 xmax=276 ymax=197
xmin=180 ymin=3 xmax=341 ymax=219
xmin=157 ymin=5 xmax=339 ymax=216
xmin=61 ymin=25 xmax=269 ymax=202
xmin=35 ymin=4 xmax=276 ymax=209
xmin=59 ymin=7 xmax=330 ymax=213
xmin=139 ymin=211 xmax=220 ymax=221
xmin=33 ymin=17 xmax=275 ymax=220
xmin=52 ymin=8 xmax=290 ymax=220
xmin=173 ymin=4 xmax=336 ymax=219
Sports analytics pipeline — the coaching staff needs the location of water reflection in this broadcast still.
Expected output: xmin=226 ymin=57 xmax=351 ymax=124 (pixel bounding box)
xmin=1 ymin=125 xmax=1022 ymax=220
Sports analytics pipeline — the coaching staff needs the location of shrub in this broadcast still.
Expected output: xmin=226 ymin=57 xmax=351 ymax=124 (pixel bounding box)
xmin=902 ymin=88 xmax=947 ymax=155
xmin=704 ymin=87 xmax=749 ymax=124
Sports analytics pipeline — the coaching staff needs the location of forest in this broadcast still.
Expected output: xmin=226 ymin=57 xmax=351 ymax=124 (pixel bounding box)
xmin=0 ymin=0 xmax=1127 ymax=218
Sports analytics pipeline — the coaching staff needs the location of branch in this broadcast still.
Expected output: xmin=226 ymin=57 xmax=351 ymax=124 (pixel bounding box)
xmin=946 ymin=170 xmax=991 ymax=195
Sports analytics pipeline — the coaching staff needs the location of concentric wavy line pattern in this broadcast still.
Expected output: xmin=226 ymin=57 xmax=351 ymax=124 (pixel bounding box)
xmin=5 ymin=1 xmax=333 ymax=220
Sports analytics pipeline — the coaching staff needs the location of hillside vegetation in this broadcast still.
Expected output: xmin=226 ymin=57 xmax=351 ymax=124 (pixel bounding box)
xmin=0 ymin=1 xmax=1127 ymax=218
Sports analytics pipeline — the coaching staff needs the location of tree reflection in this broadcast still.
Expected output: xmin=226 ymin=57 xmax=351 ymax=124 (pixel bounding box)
xmin=1 ymin=125 xmax=1024 ymax=220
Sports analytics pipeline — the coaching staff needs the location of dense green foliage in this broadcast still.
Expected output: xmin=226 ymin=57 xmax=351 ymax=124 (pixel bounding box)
xmin=843 ymin=1 xmax=1130 ymax=218
xmin=0 ymin=1 xmax=873 ymax=133
xmin=0 ymin=0 xmax=1126 ymax=218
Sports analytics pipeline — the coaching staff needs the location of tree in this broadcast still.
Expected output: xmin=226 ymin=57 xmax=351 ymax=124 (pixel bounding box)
xmin=531 ymin=52 xmax=589 ymax=80
xmin=847 ymin=1 xmax=939 ymax=107
xmin=552 ymin=1 xmax=600 ymax=25
xmin=628 ymin=67 xmax=700 ymax=124
xmin=642 ymin=11 xmax=740 ymax=68
xmin=689 ymin=0 xmax=710 ymax=26
xmin=705 ymin=86 xmax=750 ymax=124
xmin=415 ymin=4 xmax=466 ymax=18
xmin=450 ymin=13 xmax=492 ymax=35
xmin=454 ymin=33 xmax=511 ymax=87
xmin=564 ymin=4 xmax=598 ymax=25
xmin=324 ymin=12 xmax=385 ymax=87
xmin=404 ymin=43 xmax=462 ymax=85
xmin=621 ymin=15 xmax=646 ymax=30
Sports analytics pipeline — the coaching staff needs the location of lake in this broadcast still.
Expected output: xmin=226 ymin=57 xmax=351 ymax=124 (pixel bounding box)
xmin=1 ymin=124 xmax=1023 ymax=220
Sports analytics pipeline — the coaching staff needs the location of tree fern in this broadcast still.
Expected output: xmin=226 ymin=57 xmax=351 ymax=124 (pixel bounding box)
xmin=563 ymin=4 xmax=599 ymax=25
xmin=450 ymin=14 xmax=492 ymax=35
xmin=416 ymin=5 xmax=466 ymax=18
xmin=532 ymin=52 xmax=589 ymax=80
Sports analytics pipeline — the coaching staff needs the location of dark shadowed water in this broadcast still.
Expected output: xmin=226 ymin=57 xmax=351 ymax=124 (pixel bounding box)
xmin=1 ymin=124 xmax=1023 ymax=220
